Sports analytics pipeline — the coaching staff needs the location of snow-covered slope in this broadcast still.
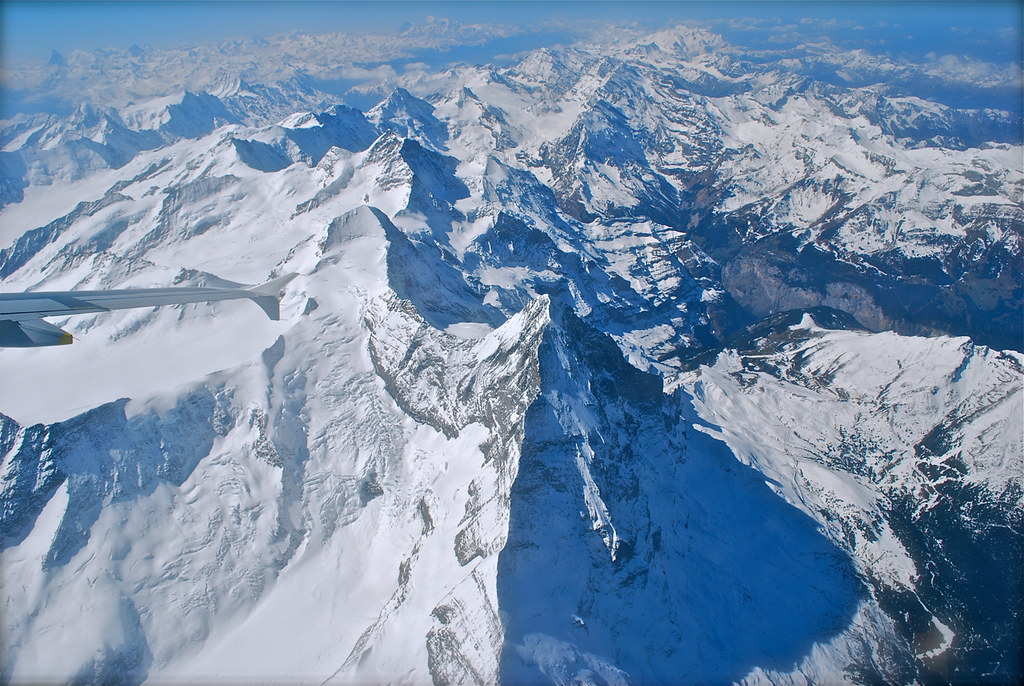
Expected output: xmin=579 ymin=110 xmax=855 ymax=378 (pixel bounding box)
xmin=674 ymin=313 xmax=1022 ymax=682
xmin=1 ymin=21 xmax=1021 ymax=686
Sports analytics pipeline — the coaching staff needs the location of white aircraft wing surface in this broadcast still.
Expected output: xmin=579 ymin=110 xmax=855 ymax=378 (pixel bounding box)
xmin=0 ymin=273 xmax=297 ymax=347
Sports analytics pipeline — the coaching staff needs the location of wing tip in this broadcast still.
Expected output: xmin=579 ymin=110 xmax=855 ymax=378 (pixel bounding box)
xmin=248 ymin=273 xmax=299 ymax=320
xmin=249 ymin=273 xmax=299 ymax=297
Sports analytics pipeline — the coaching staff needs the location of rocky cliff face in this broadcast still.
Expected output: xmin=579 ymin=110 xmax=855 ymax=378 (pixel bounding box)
xmin=1 ymin=21 xmax=1020 ymax=686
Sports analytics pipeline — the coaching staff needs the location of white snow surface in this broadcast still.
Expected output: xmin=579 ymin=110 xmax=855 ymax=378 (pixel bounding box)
xmin=673 ymin=324 xmax=1023 ymax=593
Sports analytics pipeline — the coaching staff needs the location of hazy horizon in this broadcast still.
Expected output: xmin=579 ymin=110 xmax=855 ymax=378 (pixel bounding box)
xmin=3 ymin=1 xmax=1021 ymax=68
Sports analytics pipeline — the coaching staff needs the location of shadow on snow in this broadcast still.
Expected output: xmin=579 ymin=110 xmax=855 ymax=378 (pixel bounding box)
xmin=497 ymin=307 xmax=862 ymax=685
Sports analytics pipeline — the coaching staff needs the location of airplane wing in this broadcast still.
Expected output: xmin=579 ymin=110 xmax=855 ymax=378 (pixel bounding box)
xmin=0 ymin=273 xmax=298 ymax=347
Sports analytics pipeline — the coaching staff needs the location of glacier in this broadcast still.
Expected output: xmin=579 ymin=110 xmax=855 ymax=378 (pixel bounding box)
xmin=1 ymin=20 xmax=1022 ymax=686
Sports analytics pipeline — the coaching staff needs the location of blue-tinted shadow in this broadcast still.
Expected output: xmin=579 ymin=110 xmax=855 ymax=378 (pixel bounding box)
xmin=497 ymin=314 xmax=862 ymax=684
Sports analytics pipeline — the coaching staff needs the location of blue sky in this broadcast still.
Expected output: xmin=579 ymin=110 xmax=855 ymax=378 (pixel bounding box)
xmin=3 ymin=1 xmax=1021 ymax=65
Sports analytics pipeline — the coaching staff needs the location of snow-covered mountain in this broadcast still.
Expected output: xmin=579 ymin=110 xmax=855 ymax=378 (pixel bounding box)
xmin=1 ymin=21 xmax=1021 ymax=685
